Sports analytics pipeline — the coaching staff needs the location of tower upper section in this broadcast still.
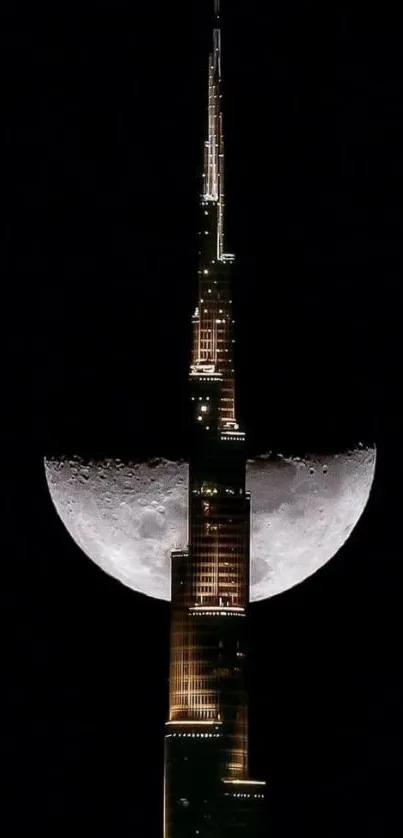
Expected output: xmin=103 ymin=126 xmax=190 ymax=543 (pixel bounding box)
xmin=191 ymin=0 xmax=240 ymax=433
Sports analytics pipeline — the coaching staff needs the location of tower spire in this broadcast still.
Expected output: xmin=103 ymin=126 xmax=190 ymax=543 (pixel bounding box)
xmin=203 ymin=0 xmax=225 ymax=259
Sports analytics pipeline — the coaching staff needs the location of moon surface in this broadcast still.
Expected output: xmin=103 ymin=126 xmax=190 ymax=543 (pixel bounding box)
xmin=44 ymin=448 xmax=376 ymax=602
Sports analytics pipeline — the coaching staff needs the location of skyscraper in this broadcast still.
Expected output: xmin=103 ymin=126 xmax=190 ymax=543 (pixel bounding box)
xmin=163 ymin=2 xmax=266 ymax=835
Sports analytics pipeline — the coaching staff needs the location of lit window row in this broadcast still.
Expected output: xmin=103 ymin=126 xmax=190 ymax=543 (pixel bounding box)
xmin=190 ymin=610 xmax=245 ymax=618
xmin=166 ymin=732 xmax=220 ymax=739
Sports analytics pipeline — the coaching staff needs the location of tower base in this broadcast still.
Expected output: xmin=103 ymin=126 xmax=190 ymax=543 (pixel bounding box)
xmin=164 ymin=723 xmax=266 ymax=838
xmin=219 ymin=779 xmax=266 ymax=837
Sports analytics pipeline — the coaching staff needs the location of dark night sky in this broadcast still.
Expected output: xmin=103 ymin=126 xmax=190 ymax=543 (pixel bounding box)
xmin=2 ymin=1 xmax=402 ymax=835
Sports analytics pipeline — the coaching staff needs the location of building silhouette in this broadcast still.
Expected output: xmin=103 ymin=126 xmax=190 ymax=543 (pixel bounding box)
xmin=163 ymin=3 xmax=266 ymax=835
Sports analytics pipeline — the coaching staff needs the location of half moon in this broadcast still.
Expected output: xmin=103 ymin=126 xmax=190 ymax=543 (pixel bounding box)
xmin=44 ymin=448 xmax=376 ymax=602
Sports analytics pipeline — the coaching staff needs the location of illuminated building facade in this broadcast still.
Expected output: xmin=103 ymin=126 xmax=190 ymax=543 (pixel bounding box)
xmin=163 ymin=2 xmax=266 ymax=835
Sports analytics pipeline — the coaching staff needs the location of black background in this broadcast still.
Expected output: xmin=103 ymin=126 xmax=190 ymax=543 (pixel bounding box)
xmin=2 ymin=1 xmax=401 ymax=835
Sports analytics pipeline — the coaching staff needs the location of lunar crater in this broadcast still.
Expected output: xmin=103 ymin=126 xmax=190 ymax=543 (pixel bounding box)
xmin=45 ymin=448 xmax=376 ymax=602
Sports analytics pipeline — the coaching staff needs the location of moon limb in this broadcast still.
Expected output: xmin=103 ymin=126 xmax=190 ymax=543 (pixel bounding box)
xmin=44 ymin=448 xmax=376 ymax=602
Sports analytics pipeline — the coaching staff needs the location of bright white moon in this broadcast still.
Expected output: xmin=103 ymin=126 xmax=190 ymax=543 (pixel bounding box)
xmin=44 ymin=448 xmax=376 ymax=602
